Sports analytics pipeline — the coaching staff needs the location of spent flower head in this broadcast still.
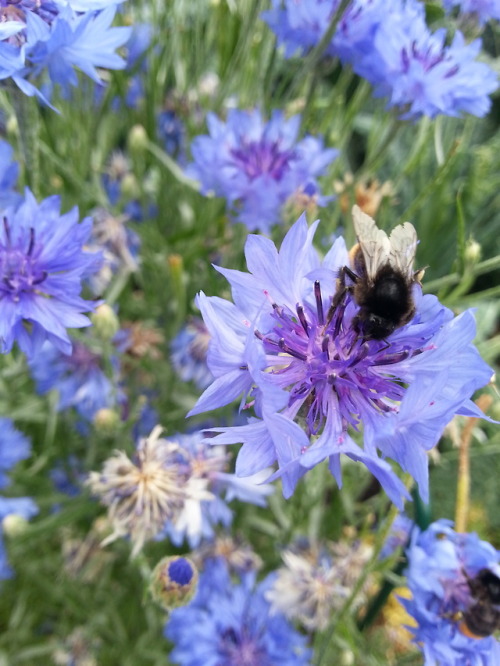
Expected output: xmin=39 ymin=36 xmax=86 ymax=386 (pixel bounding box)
xmin=0 ymin=189 xmax=101 ymax=357
xmin=86 ymin=426 xmax=213 ymax=557
xmin=164 ymin=557 xmax=312 ymax=666
xmin=186 ymin=108 xmax=338 ymax=232
xmin=266 ymin=538 xmax=373 ymax=631
xmin=403 ymin=519 xmax=500 ymax=665
xmin=188 ymin=209 xmax=493 ymax=505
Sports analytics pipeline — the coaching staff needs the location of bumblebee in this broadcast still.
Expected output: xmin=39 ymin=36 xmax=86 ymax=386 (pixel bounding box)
xmin=334 ymin=205 xmax=423 ymax=340
xmin=459 ymin=568 xmax=500 ymax=639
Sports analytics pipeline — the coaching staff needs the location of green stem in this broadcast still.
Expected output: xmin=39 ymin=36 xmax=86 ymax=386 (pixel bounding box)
xmin=278 ymin=0 xmax=351 ymax=103
xmin=423 ymin=253 xmax=500 ymax=293
xmin=145 ymin=138 xmax=198 ymax=189
xmin=10 ymin=85 xmax=41 ymax=197
xmin=360 ymin=117 xmax=403 ymax=177
xmin=315 ymin=487 xmax=410 ymax=665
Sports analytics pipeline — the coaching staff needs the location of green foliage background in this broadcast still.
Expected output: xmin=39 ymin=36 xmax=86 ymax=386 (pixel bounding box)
xmin=0 ymin=1 xmax=499 ymax=664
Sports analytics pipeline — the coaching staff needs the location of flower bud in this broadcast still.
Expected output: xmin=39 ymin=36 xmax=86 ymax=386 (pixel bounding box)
xmin=150 ymin=556 xmax=198 ymax=611
xmin=91 ymin=304 xmax=120 ymax=340
xmin=464 ymin=238 xmax=481 ymax=266
xmin=2 ymin=514 xmax=30 ymax=537
xmin=128 ymin=124 xmax=148 ymax=152
xmin=93 ymin=408 xmax=120 ymax=432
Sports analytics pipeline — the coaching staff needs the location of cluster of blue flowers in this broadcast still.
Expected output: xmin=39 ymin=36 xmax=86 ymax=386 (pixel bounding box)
xmin=263 ymin=0 xmax=498 ymax=120
xmin=164 ymin=557 xmax=312 ymax=666
xmin=0 ymin=0 xmax=131 ymax=104
xmin=0 ymin=0 xmax=499 ymax=662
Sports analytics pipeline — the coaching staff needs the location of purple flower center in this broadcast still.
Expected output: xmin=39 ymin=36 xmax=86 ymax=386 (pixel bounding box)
xmin=230 ymin=140 xmax=295 ymax=182
xmin=0 ymin=219 xmax=47 ymax=301
xmin=65 ymin=342 xmax=102 ymax=373
xmin=257 ymin=282 xmax=425 ymax=436
xmin=220 ymin=627 xmax=268 ymax=666
xmin=401 ymin=40 xmax=447 ymax=74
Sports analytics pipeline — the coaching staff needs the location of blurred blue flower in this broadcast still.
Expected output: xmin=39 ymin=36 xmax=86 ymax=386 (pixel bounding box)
xmin=443 ymin=0 xmax=500 ymax=26
xmin=379 ymin=512 xmax=414 ymax=559
xmin=188 ymin=212 xmax=493 ymax=505
xmin=0 ymin=496 xmax=38 ymax=579
xmin=0 ymin=2 xmax=131 ymax=101
xmin=170 ymin=317 xmax=213 ymax=391
xmin=263 ymin=0 xmax=498 ymax=120
xmin=403 ymin=519 xmax=500 ymax=665
xmin=161 ymin=431 xmax=273 ymax=549
xmin=86 ymin=206 xmax=140 ymax=294
xmin=157 ymin=109 xmax=186 ymax=162
xmin=165 ymin=558 xmax=312 ymax=665
xmin=28 ymin=338 xmax=118 ymax=421
xmin=0 ymin=418 xmax=31 ymax=489
xmin=0 ymin=139 xmax=22 ymax=212
xmin=186 ymin=108 xmax=338 ymax=232
xmin=0 ymin=189 xmax=101 ymax=357
xmin=50 ymin=455 xmax=85 ymax=497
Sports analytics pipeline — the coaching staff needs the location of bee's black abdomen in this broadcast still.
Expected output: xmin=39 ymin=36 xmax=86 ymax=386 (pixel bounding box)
xmin=367 ymin=272 xmax=410 ymax=319
xmin=463 ymin=603 xmax=500 ymax=638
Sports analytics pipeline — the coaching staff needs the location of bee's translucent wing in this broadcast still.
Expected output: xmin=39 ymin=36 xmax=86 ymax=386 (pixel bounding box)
xmin=351 ymin=205 xmax=390 ymax=282
xmin=389 ymin=222 xmax=418 ymax=280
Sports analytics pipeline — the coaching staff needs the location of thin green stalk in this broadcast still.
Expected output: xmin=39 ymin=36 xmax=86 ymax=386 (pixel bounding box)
xmin=315 ymin=482 xmax=411 ymax=665
xmin=10 ymin=85 xmax=41 ymax=197
xmin=423 ymin=253 xmax=500 ymax=293
xmin=395 ymin=139 xmax=461 ymax=225
xmin=276 ymin=0 xmax=351 ymax=103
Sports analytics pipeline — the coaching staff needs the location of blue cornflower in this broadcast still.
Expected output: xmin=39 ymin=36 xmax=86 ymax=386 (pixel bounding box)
xmin=28 ymin=337 xmax=119 ymax=421
xmin=170 ymin=317 xmax=213 ymax=391
xmin=187 ymin=210 xmax=493 ymax=505
xmin=263 ymin=0 xmax=498 ymax=120
xmin=0 ymin=139 xmax=22 ymax=212
xmin=0 ymin=418 xmax=31 ymax=488
xmin=356 ymin=1 xmax=498 ymax=120
xmin=0 ymin=496 xmax=38 ymax=579
xmin=0 ymin=189 xmax=101 ymax=357
xmin=403 ymin=519 xmax=500 ymax=665
xmin=165 ymin=557 xmax=312 ymax=666
xmin=0 ymin=2 xmax=131 ymax=101
xmin=443 ymin=0 xmax=500 ymax=26
xmin=186 ymin=108 xmax=338 ymax=232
